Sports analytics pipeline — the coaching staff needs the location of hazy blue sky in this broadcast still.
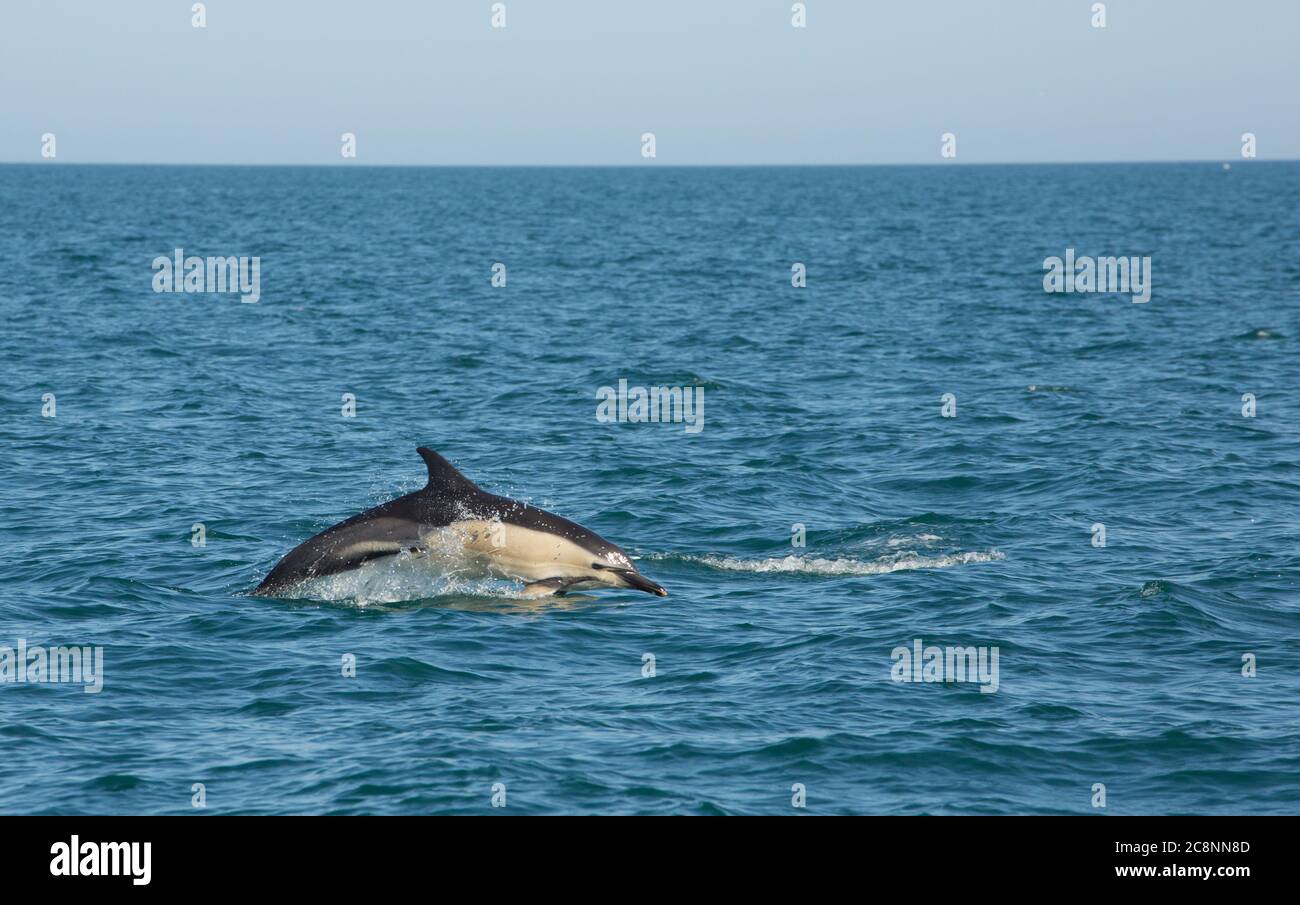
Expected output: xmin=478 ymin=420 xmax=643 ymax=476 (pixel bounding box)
xmin=3 ymin=0 xmax=1297 ymax=165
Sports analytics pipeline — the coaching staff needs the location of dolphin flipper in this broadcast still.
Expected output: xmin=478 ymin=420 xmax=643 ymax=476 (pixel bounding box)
xmin=520 ymin=577 xmax=584 ymax=598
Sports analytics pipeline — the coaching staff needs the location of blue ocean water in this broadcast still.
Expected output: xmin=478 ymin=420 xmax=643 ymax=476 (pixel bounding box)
xmin=2 ymin=162 xmax=1298 ymax=815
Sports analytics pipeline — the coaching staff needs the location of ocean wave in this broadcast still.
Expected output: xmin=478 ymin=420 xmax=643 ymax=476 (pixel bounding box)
xmin=886 ymin=533 xmax=942 ymax=546
xmin=1235 ymin=327 xmax=1282 ymax=340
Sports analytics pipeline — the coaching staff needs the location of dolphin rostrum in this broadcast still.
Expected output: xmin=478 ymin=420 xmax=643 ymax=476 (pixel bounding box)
xmin=252 ymin=447 xmax=667 ymax=599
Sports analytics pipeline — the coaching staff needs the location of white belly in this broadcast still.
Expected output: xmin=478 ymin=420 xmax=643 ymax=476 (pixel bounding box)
xmin=272 ymin=520 xmax=606 ymax=604
xmin=423 ymin=519 xmax=602 ymax=583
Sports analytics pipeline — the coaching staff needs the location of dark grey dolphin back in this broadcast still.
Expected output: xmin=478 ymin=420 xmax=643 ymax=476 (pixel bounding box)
xmin=413 ymin=447 xmax=632 ymax=564
xmin=253 ymin=447 xmax=483 ymax=595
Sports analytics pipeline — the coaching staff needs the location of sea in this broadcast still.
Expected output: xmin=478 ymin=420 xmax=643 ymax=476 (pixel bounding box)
xmin=1 ymin=161 xmax=1297 ymax=814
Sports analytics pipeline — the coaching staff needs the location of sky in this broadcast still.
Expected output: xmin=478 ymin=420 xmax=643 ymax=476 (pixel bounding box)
xmin=2 ymin=0 xmax=1297 ymax=166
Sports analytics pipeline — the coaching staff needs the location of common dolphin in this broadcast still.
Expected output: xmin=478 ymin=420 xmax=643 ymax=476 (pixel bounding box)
xmin=252 ymin=447 xmax=667 ymax=599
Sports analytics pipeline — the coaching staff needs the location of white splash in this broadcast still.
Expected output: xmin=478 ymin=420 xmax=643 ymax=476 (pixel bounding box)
xmin=886 ymin=533 xmax=942 ymax=547
xmin=689 ymin=550 xmax=1004 ymax=576
xmin=276 ymin=549 xmax=514 ymax=605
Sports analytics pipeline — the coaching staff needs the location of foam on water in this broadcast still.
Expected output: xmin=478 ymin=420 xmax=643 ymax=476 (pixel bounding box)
xmin=270 ymin=551 xmax=517 ymax=605
xmin=886 ymin=533 xmax=942 ymax=547
xmin=684 ymin=550 xmax=1005 ymax=576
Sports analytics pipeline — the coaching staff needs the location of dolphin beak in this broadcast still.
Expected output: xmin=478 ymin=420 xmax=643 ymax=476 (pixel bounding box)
xmin=619 ymin=570 xmax=668 ymax=597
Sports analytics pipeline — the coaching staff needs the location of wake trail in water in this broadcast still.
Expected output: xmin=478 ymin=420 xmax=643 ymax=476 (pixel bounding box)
xmin=667 ymin=550 xmax=1005 ymax=577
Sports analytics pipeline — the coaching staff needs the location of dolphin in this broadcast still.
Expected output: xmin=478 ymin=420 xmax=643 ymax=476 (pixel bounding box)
xmin=252 ymin=447 xmax=667 ymax=599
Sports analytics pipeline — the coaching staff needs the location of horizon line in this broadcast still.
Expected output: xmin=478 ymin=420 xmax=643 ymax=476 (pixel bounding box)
xmin=2 ymin=157 xmax=1293 ymax=169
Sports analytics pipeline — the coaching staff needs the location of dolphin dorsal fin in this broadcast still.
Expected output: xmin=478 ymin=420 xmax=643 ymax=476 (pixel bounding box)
xmin=416 ymin=447 xmax=479 ymax=497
